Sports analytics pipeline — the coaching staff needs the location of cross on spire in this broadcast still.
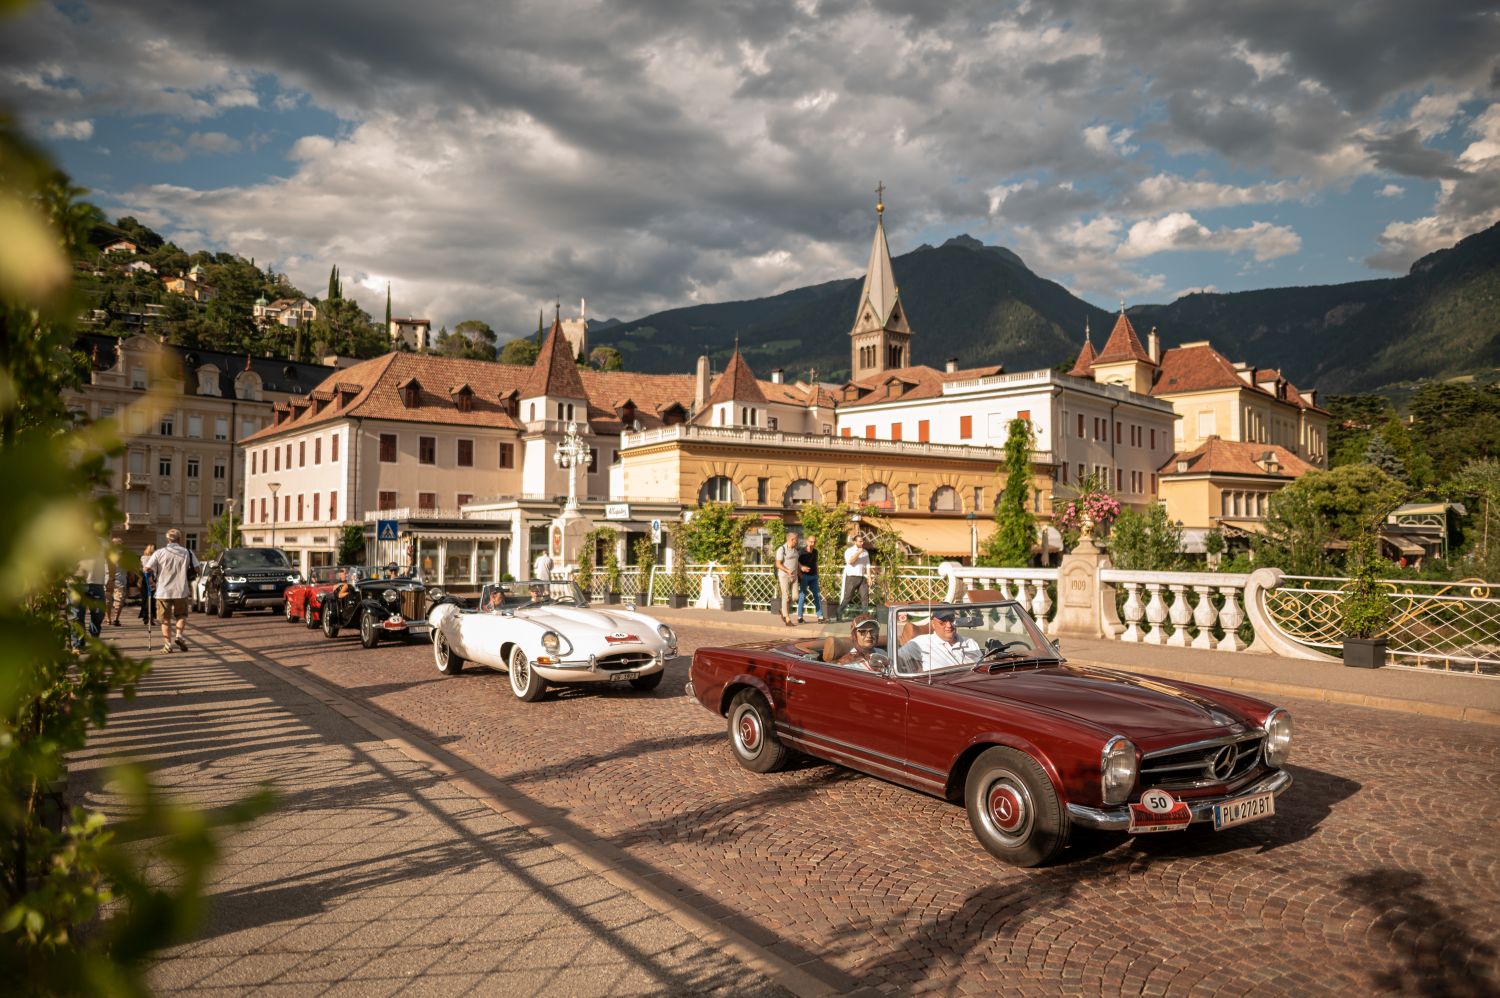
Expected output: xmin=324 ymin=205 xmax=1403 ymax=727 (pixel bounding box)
xmin=875 ymin=180 xmax=886 ymax=216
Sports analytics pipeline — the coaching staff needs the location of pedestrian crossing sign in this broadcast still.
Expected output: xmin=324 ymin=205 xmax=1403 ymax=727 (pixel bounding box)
xmin=377 ymin=519 xmax=399 ymax=542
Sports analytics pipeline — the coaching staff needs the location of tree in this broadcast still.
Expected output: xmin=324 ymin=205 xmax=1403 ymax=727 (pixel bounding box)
xmin=202 ymin=508 xmax=242 ymax=558
xmin=1363 ymin=433 xmax=1406 ymax=482
xmin=1325 ymin=394 xmax=1393 ymax=469
xmin=1107 ymin=504 xmax=1184 ymax=571
xmin=1407 ymin=381 xmax=1500 ymax=483
xmin=499 ymin=337 xmax=540 ymax=366
xmin=435 ymin=320 xmax=497 ymax=360
xmin=982 ymin=418 xmax=1035 ymax=565
xmin=0 ymin=119 xmax=269 ymax=990
xmin=337 ymin=524 xmax=366 ymax=565
xmin=327 ymin=264 xmax=339 ymax=302
xmin=1255 ymin=464 xmax=1406 ymax=573
xmin=1447 ymin=458 xmax=1500 ymax=576
xmin=588 ymin=346 xmax=624 ymax=371
xmin=384 ymin=283 xmax=391 ymax=330
xmin=681 ymin=502 xmax=744 ymax=563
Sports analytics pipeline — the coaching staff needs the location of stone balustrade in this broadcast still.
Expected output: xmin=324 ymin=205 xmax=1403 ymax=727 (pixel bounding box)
xmin=1098 ymin=569 xmax=1251 ymax=652
xmin=937 ymin=563 xmax=1060 ymax=633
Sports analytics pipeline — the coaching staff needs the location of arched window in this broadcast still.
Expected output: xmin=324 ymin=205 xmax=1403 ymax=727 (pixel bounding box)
xmin=862 ymin=482 xmax=894 ymax=510
xmin=783 ymin=479 xmax=819 ymax=507
xmin=699 ymin=476 xmax=740 ymax=504
xmin=929 ymin=485 xmax=960 ymax=512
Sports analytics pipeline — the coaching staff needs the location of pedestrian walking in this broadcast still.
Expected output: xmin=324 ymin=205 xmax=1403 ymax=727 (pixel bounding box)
xmin=104 ymin=536 xmax=125 ymax=626
xmin=143 ymin=530 xmax=198 ymax=654
xmin=72 ymin=547 xmax=108 ymax=650
xmin=138 ymin=544 xmax=157 ymax=627
xmin=796 ymin=535 xmax=825 ymax=623
xmin=775 ymin=532 xmax=801 ymax=625
xmin=838 ymin=534 xmax=872 ymax=618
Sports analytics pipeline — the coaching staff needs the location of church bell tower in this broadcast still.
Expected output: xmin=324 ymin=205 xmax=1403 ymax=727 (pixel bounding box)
xmin=849 ymin=183 xmax=913 ymax=379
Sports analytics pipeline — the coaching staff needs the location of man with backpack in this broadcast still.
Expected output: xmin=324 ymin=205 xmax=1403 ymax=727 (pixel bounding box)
xmin=143 ymin=528 xmax=199 ymax=654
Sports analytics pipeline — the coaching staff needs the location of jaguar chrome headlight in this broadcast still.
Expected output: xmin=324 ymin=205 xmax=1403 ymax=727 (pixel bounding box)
xmin=540 ymin=631 xmax=561 ymax=654
xmin=427 ymin=587 xmax=445 ymax=602
xmin=657 ymin=624 xmax=675 ymax=644
xmin=1101 ymin=736 xmax=1138 ymax=805
xmin=1263 ymin=708 xmax=1292 ymax=766
xmin=383 ymin=589 xmax=399 ymax=604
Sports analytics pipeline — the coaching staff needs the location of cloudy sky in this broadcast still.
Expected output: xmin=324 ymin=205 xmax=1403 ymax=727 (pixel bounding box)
xmin=6 ymin=0 xmax=1499 ymax=338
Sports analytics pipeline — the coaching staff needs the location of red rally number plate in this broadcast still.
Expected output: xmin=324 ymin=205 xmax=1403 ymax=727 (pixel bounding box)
xmin=1128 ymin=789 xmax=1192 ymax=833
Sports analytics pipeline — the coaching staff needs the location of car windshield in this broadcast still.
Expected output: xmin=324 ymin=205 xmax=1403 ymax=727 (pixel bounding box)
xmin=486 ymin=579 xmax=584 ymax=609
xmin=348 ymin=565 xmax=414 ymax=582
xmin=308 ymin=566 xmax=343 ymax=583
xmin=223 ymin=548 xmax=290 ymax=569
xmin=884 ymin=600 xmax=1059 ymax=677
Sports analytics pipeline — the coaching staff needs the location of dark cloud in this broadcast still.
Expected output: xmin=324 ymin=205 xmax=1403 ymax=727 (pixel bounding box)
xmin=1364 ymin=128 xmax=1470 ymax=180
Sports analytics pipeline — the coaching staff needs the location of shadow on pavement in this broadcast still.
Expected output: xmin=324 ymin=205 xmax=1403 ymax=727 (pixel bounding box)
xmin=1342 ymin=869 xmax=1499 ymax=997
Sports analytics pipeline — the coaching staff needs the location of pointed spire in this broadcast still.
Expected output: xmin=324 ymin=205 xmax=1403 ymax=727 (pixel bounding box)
xmin=706 ymin=345 xmax=767 ymax=406
xmin=521 ymin=316 xmax=589 ymax=401
xmin=857 ymin=197 xmax=901 ymax=329
xmin=1068 ymin=319 xmax=1098 ymax=376
xmin=1093 ymin=310 xmax=1155 ymax=366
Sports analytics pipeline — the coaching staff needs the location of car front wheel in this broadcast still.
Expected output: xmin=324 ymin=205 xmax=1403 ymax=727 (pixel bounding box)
xmin=304 ymin=602 xmax=317 ymax=629
xmin=284 ymin=598 xmax=297 ymax=623
xmin=629 ymin=671 xmax=664 ymax=692
xmin=322 ymin=606 xmax=340 ymax=639
xmin=964 ymin=746 xmax=1068 ymax=868
xmin=434 ymin=632 xmax=465 ymax=675
xmin=360 ymin=610 xmax=381 ymax=648
xmin=216 ymin=591 xmax=232 ymax=618
xmin=509 ymin=647 xmax=548 ymax=702
xmin=727 ymin=688 xmax=788 ymax=773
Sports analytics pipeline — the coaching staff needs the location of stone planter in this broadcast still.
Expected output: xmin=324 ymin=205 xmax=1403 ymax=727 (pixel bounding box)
xmin=668 ymin=594 xmax=688 ymax=609
xmin=1343 ymin=637 xmax=1387 ymax=669
xmin=724 ymin=595 xmax=745 ymax=612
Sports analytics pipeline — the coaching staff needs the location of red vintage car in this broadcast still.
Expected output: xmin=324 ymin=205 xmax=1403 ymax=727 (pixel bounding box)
xmin=687 ymin=600 xmax=1293 ymax=867
xmin=282 ymin=565 xmax=352 ymax=628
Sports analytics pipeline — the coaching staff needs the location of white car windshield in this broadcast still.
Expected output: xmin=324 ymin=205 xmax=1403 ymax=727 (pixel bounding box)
xmin=889 ymin=601 xmax=1057 ymax=676
xmin=480 ymin=580 xmax=584 ymax=611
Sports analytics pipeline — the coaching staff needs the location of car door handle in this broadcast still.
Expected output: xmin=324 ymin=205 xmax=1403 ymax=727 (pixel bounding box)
xmin=786 ymin=677 xmax=807 ymax=685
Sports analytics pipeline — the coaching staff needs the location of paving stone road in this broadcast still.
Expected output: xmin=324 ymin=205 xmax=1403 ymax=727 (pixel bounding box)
xmin=153 ymin=613 xmax=1500 ymax=996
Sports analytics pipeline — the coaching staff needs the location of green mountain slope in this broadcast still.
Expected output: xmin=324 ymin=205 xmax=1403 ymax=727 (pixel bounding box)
xmin=596 ymin=222 xmax=1500 ymax=391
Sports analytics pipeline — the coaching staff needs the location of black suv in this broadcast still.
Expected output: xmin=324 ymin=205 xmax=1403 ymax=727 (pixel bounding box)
xmin=205 ymin=548 xmax=299 ymax=617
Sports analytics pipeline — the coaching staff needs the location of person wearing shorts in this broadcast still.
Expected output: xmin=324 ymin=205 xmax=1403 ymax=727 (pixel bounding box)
xmin=143 ymin=529 xmax=198 ymax=654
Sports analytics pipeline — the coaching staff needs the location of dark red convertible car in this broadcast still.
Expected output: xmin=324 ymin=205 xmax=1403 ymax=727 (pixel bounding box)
xmin=688 ymin=600 xmax=1292 ymax=867
xmin=282 ymin=565 xmax=350 ymax=628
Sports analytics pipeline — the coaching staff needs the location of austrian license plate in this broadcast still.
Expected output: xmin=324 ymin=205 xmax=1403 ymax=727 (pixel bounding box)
xmin=609 ymin=671 xmax=638 ymax=682
xmin=407 ymin=623 xmax=430 ymax=634
xmin=256 ymin=584 xmax=275 ymax=591
xmin=1213 ymin=791 xmax=1275 ymax=831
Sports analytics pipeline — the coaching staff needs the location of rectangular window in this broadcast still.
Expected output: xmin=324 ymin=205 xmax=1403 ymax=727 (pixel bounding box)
xmin=974 ymin=486 xmax=984 ymax=510
xmin=240 ymin=418 xmax=255 ymax=439
xmin=457 ymin=439 xmax=473 ymax=467
xmin=959 ymin=415 xmax=973 ymax=440
xmin=214 ymin=416 xmax=228 ymax=441
xmin=379 ymin=433 xmax=398 ymax=462
xmin=768 ymin=416 xmax=778 ymax=430
xmin=1017 ymin=410 xmax=1030 ymax=423
xmin=131 ymin=367 xmax=147 ymax=390
xmin=1077 ymin=413 xmax=1085 ymax=438
xmin=418 ymin=436 xmax=436 ymax=464
xmin=185 ymin=494 xmax=200 ymax=519
xmin=836 ymin=481 xmax=847 ymax=503
xmin=756 ymin=478 xmax=768 ymax=504
xmin=187 ymin=415 xmax=203 ymax=438
xmin=418 ymin=492 xmax=436 ymax=510
xmin=185 ymin=533 xmax=198 ymax=553
xmin=1151 ymin=473 xmax=1157 ymax=494
xmin=213 ymin=461 xmax=225 ymax=480
xmin=331 ymin=433 xmax=340 ymax=462
xmin=212 ymin=500 xmax=224 ymax=518
xmin=1061 ymin=463 xmax=1069 ymax=484
xmin=251 ymin=451 xmax=258 ymax=475
xmin=157 ymin=492 xmax=172 ymax=516
xmin=296 ymin=494 xmax=304 ymax=520
xmin=329 ymin=491 xmax=337 ymax=520
xmin=274 ymin=448 xmax=280 ymax=471
xmin=313 ymin=493 xmax=320 ymax=520
xmin=1116 ymin=468 xmax=1123 ymax=491
xmin=314 ymin=437 xmax=322 ymax=464
xmin=259 ymin=497 xmax=266 ymax=522
xmin=918 ymin=419 xmax=930 ymax=443
xmin=907 ymin=484 xmax=918 ymax=509
xmin=1150 ymin=428 xmax=1156 ymax=449
xmin=841 ymin=427 xmax=852 ymax=439
xmin=378 ymin=491 xmax=397 ymax=511
xmin=186 ymin=456 xmax=199 ymax=479
xmin=1115 ymin=422 xmax=1122 ymax=444
xmin=158 ymin=415 xmax=173 ymax=436
xmin=1077 ymin=463 xmax=1085 ymax=481
xmin=457 ymin=493 xmax=473 ymax=507
xmin=891 ymin=423 xmax=902 ymax=442
xmin=865 ymin=426 xmax=876 ymax=440
xmin=499 ymin=442 xmax=514 ymax=468
xmin=158 ymin=455 xmax=172 ymax=477
xmin=284 ymin=495 xmax=291 ymax=522
xmin=285 ymin=443 xmax=292 ymax=468
xmin=298 ymin=440 xmax=305 ymax=466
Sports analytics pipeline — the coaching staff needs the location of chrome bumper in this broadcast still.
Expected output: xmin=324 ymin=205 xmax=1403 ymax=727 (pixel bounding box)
xmin=1066 ymin=769 xmax=1293 ymax=831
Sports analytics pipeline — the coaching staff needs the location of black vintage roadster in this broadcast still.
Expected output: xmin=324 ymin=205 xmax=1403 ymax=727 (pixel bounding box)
xmin=315 ymin=568 xmax=450 ymax=648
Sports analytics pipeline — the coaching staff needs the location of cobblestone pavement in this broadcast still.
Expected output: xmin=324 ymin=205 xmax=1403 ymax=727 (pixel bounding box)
xmin=76 ymin=625 xmax=790 ymax=996
xmin=191 ymin=612 xmax=1500 ymax=996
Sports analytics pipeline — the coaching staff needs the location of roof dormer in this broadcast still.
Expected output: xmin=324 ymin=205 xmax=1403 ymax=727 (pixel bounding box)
xmin=271 ymin=402 xmax=291 ymax=426
xmin=398 ymin=376 xmax=423 ymax=409
xmin=450 ymin=382 xmax=475 ymax=413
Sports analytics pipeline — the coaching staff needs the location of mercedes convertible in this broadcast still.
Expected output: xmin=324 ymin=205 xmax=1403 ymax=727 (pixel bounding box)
xmin=687 ymin=600 xmax=1293 ymax=867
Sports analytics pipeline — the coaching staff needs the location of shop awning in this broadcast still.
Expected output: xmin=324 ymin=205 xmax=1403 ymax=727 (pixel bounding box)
xmin=887 ymin=518 xmax=993 ymax=557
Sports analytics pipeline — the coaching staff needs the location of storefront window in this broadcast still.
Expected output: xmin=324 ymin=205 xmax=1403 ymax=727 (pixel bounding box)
xmin=446 ymin=540 xmax=473 ymax=584
xmin=476 ymin=540 xmax=497 ymax=582
xmin=418 ymin=538 xmax=440 ymax=580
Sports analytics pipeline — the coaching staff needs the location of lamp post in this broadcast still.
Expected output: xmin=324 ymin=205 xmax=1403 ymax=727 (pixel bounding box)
xmin=967 ymin=511 xmax=978 ymax=564
xmin=268 ymin=482 xmax=281 ymax=549
xmin=225 ymin=497 xmax=237 ymax=551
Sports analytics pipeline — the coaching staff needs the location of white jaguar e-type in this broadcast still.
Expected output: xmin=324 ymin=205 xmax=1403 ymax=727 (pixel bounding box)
xmin=426 ymin=580 xmax=679 ymax=701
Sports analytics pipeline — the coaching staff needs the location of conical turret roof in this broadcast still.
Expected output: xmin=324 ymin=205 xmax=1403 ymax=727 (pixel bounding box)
xmin=1068 ymin=320 xmax=1097 ymax=376
xmin=521 ymin=317 xmax=588 ymax=400
xmin=706 ymin=347 xmax=767 ymax=406
xmin=1094 ymin=309 xmax=1155 ymax=366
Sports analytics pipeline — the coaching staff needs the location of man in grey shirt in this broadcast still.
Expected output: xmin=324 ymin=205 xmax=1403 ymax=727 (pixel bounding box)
xmin=143 ymin=528 xmax=199 ymax=654
xmin=775 ymin=532 xmax=801 ymax=626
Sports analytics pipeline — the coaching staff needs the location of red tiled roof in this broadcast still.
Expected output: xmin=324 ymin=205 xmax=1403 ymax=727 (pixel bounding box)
xmin=1093 ymin=312 xmax=1154 ymax=365
xmin=839 ymin=363 xmax=1005 ymax=408
xmin=1068 ymin=337 xmax=1097 ymax=376
xmin=1159 ymin=437 xmax=1315 ymax=479
xmin=1151 ymin=343 xmax=1245 ymax=394
xmin=705 ymin=350 xmax=767 ymax=406
xmin=521 ymin=318 xmax=588 ymax=400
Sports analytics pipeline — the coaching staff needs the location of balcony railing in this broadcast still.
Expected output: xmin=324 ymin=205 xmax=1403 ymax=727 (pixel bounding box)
xmin=125 ymin=473 xmax=151 ymax=490
xmin=124 ymin=512 xmax=152 ymax=529
xmin=361 ymin=506 xmax=512 ymax=522
xmin=621 ymin=423 xmax=1048 ymax=464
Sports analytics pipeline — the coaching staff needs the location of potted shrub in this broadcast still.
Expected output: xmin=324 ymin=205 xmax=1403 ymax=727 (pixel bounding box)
xmin=723 ymin=530 xmax=746 ymax=612
xmin=1340 ymin=532 xmax=1394 ymax=668
xmin=668 ymin=523 xmax=690 ymax=608
xmin=574 ymin=530 xmax=595 ymax=603
xmin=633 ymin=536 xmax=657 ymax=607
xmin=603 ymin=528 xmax=622 ymax=604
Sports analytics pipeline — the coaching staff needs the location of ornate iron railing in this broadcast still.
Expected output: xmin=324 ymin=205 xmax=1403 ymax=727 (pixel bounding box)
xmin=641 ymin=563 xmax=948 ymax=612
xmin=1263 ymin=576 xmax=1500 ymax=676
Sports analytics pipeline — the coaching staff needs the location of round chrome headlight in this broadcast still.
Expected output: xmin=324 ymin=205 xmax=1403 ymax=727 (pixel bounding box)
xmin=657 ymin=624 xmax=675 ymax=644
xmin=1263 ymin=708 xmax=1292 ymax=767
xmin=1101 ymin=736 xmax=1138 ymax=805
xmin=427 ymin=587 xmax=445 ymax=602
xmin=383 ymin=589 xmax=399 ymax=604
xmin=540 ymin=631 xmax=561 ymax=654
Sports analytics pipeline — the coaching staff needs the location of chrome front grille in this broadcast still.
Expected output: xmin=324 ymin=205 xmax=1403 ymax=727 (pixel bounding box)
xmin=1141 ymin=732 xmax=1265 ymax=790
xmin=598 ymin=652 xmax=655 ymax=671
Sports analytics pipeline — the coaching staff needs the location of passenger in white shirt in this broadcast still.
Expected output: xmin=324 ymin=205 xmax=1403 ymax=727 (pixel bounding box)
xmin=897 ymin=608 xmax=982 ymax=673
xmin=837 ymin=535 xmax=872 ymax=617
